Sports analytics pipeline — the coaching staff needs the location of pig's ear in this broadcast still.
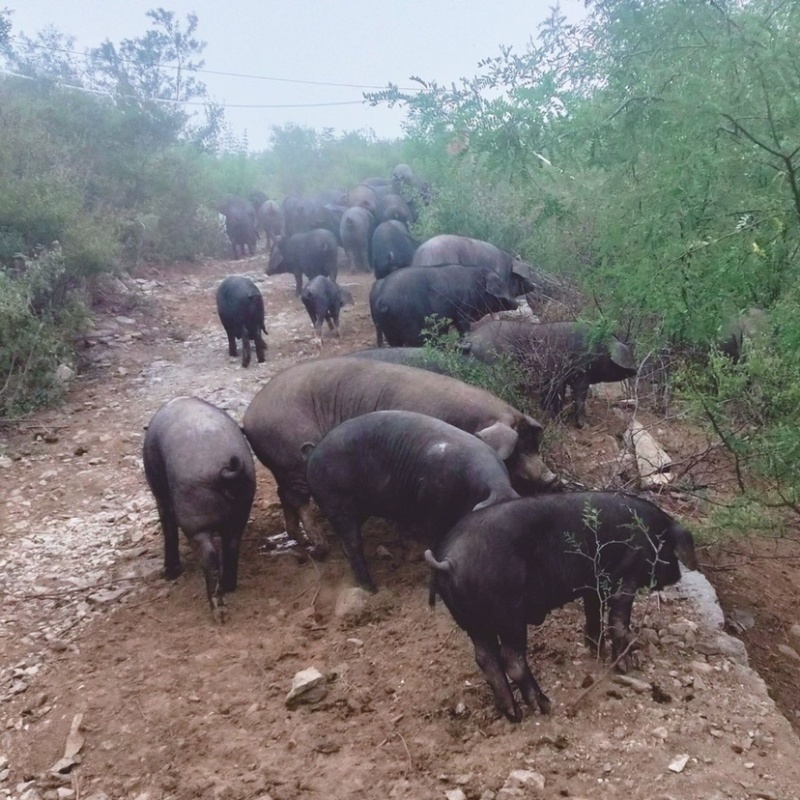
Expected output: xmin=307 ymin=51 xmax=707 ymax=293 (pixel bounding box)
xmin=475 ymin=422 xmax=518 ymax=460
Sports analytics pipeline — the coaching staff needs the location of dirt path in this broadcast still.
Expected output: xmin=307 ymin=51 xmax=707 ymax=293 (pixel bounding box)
xmin=1 ymin=256 xmax=799 ymax=800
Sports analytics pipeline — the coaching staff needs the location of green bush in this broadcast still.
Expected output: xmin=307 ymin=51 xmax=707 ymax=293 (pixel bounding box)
xmin=0 ymin=246 xmax=87 ymax=418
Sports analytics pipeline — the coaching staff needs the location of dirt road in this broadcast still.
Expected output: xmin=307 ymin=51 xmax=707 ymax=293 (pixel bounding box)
xmin=1 ymin=256 xmax=799 ymax=800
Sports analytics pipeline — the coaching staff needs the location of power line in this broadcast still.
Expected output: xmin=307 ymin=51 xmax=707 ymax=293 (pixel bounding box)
xmin=0 ymin=70 xmax=367 ymax=109
xmin=8 ymin=37 xmax=418 ymax=92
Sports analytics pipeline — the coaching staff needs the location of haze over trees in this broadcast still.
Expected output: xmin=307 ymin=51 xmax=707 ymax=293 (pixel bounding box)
xmin=1 ymin=0 xmax=798 ymax=529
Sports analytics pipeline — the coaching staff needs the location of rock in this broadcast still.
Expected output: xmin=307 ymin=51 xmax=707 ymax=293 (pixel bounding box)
xmin=789 ymin=623 xmax=800 ymax=644
xmin=55 ymin=364 xmax=75 ymax=384
xmin=57 ymin=789 xmax=75 ymax=800
xmin=623 ymin=420 xmax=673 ymax=487
xmin=776 ymin=644 xmax=800 ymax=663
xmin=334 ymin=587 xmax=371 ymax=619
xmin=87 ymin=587 xmax=128 ymax=606
xmin=376 ymin=545 xmax=393 ymax=560
xmin=285 ymin=667 xmax=328 ymax=708
xmin=690 ymin=660 xmax=713 ymax=675
xmin=726 ymin=607 xmax=755 ymax=632
xmin=695 ymin=634 xmax=748 ymax=664
xmin=445 ymin=791 xmax=467 ymax=800
xmin=613 ymin=675 xmax=651 ymax=693
xmin=0 ymin=756 xmax=7 ymax=771
xmin=667 ymin=754 xmax=689 ymax=773
xmin=497 ymin=770 xmax=545 ymax=798
xmin=20 ymin=789 xmax=43 ymax=800
xmin=454 ymin=702 xmax=467 ymax=716
xmin=667 ymin=621 xmax=698 ymax=638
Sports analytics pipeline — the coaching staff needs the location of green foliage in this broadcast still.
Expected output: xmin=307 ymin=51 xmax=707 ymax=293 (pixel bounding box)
xmin=249 ymin=124 xmax=407 ymax=198
xmin=419 ymin=319 xmax=533 ymax=415
xmin=0 ymin=246 xmax=87 ymax=417
xmin=367 ymin=0 xmax=800 ymax=526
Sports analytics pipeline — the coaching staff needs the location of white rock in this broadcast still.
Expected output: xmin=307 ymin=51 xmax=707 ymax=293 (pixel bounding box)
xmin=789 ymin=623 xmax=800 ymax=644
xmin=613 ymin=675 xmax=651 ymax=693
xmin=498 ymin=769 xmax=545 ymax=798
xmin=445 ymin=791 xmax=467 ymax=800
xmin=776 ymin=644 xmax=800 ymax=663
xmin=0 ymin=757 xmax=7 ymax=771
xmin=668 ymin=754 xmax=690 ymax=773
xmin=55 ymin=364 xmax=75 ymax=384
xmin=285 ymin=667 xmax=328 ymax=708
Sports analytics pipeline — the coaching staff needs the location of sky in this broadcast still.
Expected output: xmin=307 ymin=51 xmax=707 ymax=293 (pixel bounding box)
xmin=4 ymin=1 xmax=588 ymax=149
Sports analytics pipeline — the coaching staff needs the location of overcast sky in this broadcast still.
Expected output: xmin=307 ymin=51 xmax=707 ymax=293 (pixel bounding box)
xmin=5 ymin=1 xmax=587 ymax=149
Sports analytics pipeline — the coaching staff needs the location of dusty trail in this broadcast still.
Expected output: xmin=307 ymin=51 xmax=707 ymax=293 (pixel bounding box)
xmin=1 ymin=255 xmax=799 ymax=800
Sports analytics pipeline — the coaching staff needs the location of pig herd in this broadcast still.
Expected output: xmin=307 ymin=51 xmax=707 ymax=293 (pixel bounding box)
xmin=144 ymin=166 xmax=699 ymax=722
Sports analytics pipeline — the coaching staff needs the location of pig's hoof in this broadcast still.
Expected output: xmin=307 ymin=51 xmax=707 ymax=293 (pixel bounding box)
xmin=503 ymin=704 xmax=523 ymax=723
xmin=164 ymin=565 xmax=183 ymax=581
xmin=537 ymin=693 xmax=552 ymax=715
xmin=211 ymin=596 xmax=227 ymax=624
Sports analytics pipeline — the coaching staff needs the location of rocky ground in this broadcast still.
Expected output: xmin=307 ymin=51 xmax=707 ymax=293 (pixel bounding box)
xmin=1 ymin=255 xmax=799 ymax=800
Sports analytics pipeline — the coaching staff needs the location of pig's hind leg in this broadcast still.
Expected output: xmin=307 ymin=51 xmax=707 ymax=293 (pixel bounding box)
xmin=498 ymin=621 xmax=552 ymax=715
xmin=469 ymin=628 xmax=522 ymax=723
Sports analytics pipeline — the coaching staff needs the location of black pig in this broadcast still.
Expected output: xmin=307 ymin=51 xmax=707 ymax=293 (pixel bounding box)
xmin=426 ymin=492 xmax=697 ymax=721
xmin=215 ymin=276 xmax=267 ymax=367
xmin=465 ymin=320 xmax=638 ymax=427
xmin=303 ymin=410 xmax=519 ymax=591
xmin=300 ymin=276 xmax=354 ymax=343
xmin=143 ymin=397 xmax=256 ymax=620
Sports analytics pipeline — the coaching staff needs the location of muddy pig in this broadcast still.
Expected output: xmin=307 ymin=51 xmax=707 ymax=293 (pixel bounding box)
xmin=426 ymin=492 xmax=697 ymax=721
xmin=301 ymin=275 xmax=354 ymax=343
xmin=216 ymin=275 xmax=267 ymax=367
xmin=303 ymin=410 xmax=519 ymax=591
xmin=143 ymin=396 xmax=256 ymax=620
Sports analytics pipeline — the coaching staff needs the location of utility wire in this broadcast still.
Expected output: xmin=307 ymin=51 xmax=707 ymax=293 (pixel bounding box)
xmin=0 ymin=70 xmax=367 ymax=108
xmin=8 ymin=37 xmax=418 ymax=92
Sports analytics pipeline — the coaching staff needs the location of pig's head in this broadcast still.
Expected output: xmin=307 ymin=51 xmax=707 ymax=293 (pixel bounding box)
xmin=476 ymin=414 xmax=557 ymax=491
xmin=266 ymin=237 xmax=286 ymax=275
xmin=482 ymin=270 xmax=519 ymax=313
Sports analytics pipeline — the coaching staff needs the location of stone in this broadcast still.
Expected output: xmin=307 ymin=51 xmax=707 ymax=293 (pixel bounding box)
xmin=667 ymin=754 xmax=689 ymax=773
xmin=55 ymin=365 xmax=75 ymax=384
xmin=497 ymin=769 xmax=545 ymax=798
xmin=0 ymin=757 xmax=7 ymax=771
xmin=690 ymin=660 xmax=713 ymax=675
xmin=87 ymin=588 xmax=128 ymax=606
xmin=776 ymin=644 xmax=800 ymax=663
xmin=57 ymin=789 xmax=76 ymax=800
xmin=334 ymin=587 xmax=371 ymax=619
xmin=613 ymin=675 xmax=651 ymax=693
xmin=285 ymin=667 xmax=328 ymax=708
xmin=445 ymin=791 xmax=467 ymax=800
xmin=789 ymin=623 xmax=800 ymax=644
xmin=695 ymin=634 xmax=748 ymax=664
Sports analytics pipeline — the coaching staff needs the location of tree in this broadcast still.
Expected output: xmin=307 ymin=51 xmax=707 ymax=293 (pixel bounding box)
xmin=89 ymin=8 xmax=207 ymax=106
